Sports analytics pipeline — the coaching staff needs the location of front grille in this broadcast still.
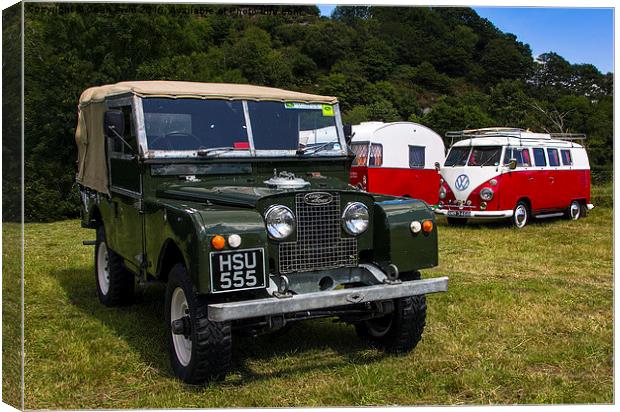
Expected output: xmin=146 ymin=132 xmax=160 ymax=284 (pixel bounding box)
xmin=279 ymin=193 xmax=358 ymax=274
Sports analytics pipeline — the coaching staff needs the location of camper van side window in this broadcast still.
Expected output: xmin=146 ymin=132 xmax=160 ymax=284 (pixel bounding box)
xmin=547 ymin=148 xmax=560 ymax=167
xmin=533 ymin=148 xmax=546 ymax=167
xmin=409 ymin=146 xmax=425 ymax=168
xmin=369 ymin=144 xmax=383 ymax=166
xmin=504 ymin=147 xmax=531 ymax=167
xmin=561 ymin=149 xmax=573 ymax=166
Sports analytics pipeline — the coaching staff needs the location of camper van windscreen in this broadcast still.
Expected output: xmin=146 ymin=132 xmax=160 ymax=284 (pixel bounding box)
xmin=444 ymin=147 xmax=470 ymax=166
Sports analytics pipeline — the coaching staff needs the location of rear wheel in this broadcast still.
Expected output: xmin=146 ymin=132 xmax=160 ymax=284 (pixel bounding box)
xmin=355 ymin=272 xmax=426 ymax=354
xmin=567 ymin=200 xmax=585 ymax=220
xmin=95 ymin=226 xmax=134 ymax=306
xmin=512 ymin=201 xmax=529 ymax=229
xmin=166 ymin=263 xmax=232 ymax=384
xmin=447 ymin=217 xmax=468 ymax=226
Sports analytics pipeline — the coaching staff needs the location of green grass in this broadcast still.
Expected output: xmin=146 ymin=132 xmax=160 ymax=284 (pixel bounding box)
xmin=20 ymin=206 xmax=612 ymax=408
xmin=3 ymin=223 xmax=22 ymax=409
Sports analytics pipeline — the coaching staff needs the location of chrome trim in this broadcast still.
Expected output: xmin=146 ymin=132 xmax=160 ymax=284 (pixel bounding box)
xmin=207 ymin=276 xmax=449 ymax=322
xmin=435 ymin=208 xmax=513 ymax=218
xmin=242 ymin=100 xmax=256 ymax=155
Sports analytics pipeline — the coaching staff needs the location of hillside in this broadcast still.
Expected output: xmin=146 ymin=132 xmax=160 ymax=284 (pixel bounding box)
xmin=4 ymin=4 xmax=613 ymax=220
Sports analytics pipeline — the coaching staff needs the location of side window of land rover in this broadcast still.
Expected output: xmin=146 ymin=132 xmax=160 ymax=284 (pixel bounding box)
xmin=547 ymin=148 xmax=560 ymax=167
xmin=533 ymin=148 xmax=546 ymax=167
xmin=109 ymin=105 xmax=136 ymax=156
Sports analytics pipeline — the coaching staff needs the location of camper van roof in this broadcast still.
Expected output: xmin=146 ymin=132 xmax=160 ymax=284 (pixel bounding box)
xmin=451 ymin=134 xmax=584 ymax=149
xmin=447 ymin=128 xmax=585 ymax=149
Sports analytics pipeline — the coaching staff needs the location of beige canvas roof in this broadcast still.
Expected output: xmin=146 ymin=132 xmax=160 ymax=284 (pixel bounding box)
xmin=79 ymin=81 xmax=338 ymax=105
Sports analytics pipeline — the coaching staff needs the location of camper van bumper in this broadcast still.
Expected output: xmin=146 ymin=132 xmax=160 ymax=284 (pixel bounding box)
xmin=435 ymin=208 xmax=514 ymax=219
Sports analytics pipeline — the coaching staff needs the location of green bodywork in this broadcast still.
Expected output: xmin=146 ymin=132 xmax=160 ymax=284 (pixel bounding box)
xmin=80 ymin=100 xmax=439 ymax=297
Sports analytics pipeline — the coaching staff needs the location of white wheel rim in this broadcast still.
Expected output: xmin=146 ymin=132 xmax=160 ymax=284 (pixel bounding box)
xmin=171 ymin=287 xmax=192 ymax=366
xmin=514 ymin=205 xmax=527 ymax=228
xmin=97 ymin=242 xmax=110 ymax=295
xmin=570 ymin=202 xmax=581 ymax=220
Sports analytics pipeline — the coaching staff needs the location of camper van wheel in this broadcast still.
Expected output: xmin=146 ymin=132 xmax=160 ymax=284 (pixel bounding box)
xmin=512 ymin=201 xmax=529 ymax=229
xmin=567 ymin=200 xmax=584 ymax=220
xmin=447 ymin=217 xmax=467 ymax=226
xmin=95 ymin=225 xmax=135 ymax=306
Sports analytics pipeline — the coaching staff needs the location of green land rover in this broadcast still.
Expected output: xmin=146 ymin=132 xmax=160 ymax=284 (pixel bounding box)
xmin=75 ymin=81 xmax=448 ymax=384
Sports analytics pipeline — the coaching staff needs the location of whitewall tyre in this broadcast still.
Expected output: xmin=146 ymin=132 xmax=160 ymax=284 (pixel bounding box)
xmin=513 ymin=202 xmax=529 ymax=229
xmin=568 ymin=201 xmax=582 ymax=220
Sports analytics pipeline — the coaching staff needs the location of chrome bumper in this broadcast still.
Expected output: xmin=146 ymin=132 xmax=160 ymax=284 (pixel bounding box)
xmin=435 ymin=208 xmax=513 ymax=218
xmin=208 ymin=277 xmax=448 ymax=322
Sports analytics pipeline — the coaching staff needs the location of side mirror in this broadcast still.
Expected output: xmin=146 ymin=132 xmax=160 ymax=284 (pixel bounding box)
xmin=104 ymin=110 xmax=125 ymax=138
xmin=434 ymin=162 xmax=441 ymax=171
xmin=508 ymin=159 xmax=517 ymax=170
xmin=343 ymin=124 xmax=354 ymax=145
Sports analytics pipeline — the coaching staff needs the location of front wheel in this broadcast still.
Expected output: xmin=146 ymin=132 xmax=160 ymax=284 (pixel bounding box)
xmin=165 ymin=263 xmax=232 ymax=384
xmin=355 ymin=272 xmax=426 ymax=354
xmin=512 ymin=201 xmax=529 ymax=229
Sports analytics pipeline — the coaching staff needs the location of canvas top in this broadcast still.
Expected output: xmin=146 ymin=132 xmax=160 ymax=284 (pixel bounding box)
xmin=78 ymin=81 xmax=338 ymax=105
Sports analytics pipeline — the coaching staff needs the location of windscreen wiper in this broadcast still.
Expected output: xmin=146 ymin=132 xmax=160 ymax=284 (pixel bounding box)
xmin=296 ymin=142 xmax=335 ymax=156
xmin=197 ymin=147 xmax=235 ymax=157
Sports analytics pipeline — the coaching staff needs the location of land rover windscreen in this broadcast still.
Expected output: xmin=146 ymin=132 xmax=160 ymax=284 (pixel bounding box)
xmin=141 ymin=98 xmax=346 ymax=158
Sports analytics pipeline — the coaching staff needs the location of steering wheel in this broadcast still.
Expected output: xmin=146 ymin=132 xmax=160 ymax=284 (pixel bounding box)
xmin=164 ymin=131 xmax=202 ymax=149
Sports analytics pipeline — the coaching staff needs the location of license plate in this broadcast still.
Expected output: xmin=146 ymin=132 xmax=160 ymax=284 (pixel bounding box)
xmin=447 ymin=210 xmax=472 ymax=217
xmin=209 ymin=248 xmax=266 ymax=293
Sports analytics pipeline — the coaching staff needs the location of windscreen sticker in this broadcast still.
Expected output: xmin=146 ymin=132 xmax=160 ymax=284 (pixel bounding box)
xmin=284 ymin=102 xmax=322 ymax=110
xmin=322 ymin=104 xmax=335 ymax=116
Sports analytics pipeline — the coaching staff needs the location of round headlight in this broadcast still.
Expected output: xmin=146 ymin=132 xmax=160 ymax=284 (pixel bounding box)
xmin=265 ymin=205 xmax=295 ymax=240
xmin=342 ymin=202 xmax=369 ymax=236
xmin=480 ymin=188 xmax=494 ymax=201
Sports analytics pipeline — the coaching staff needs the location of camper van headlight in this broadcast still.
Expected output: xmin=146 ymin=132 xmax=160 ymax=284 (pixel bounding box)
xmin=265 ymin=205 xmax=295 ymax=240
xmin=480 ymin=188 xmax=494 ymax=201
xmin=439 ymin=186 xmax=447 ymax=199
xmin=342 ymin=202 xmax=369 ymax=235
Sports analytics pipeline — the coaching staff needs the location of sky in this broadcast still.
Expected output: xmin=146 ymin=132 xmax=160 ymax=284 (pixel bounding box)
xmin=317 ymin=5 xmax=613 ymax=73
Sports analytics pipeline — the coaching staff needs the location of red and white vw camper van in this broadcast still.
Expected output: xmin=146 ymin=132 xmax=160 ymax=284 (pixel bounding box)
xmin=349 ymin=121 xmax=445 ymax=204
xmin=435 ymin=128 xmax=593 ymax=228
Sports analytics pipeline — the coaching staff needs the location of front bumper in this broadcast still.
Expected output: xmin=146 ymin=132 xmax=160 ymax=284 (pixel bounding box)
xmin=208 ymin=276 xmax=448 ymax=322
xmin=435 ymin=208 xmax=513 ymax=218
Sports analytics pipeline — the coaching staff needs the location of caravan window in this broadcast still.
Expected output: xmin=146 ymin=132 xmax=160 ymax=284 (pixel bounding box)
xmin=351 ymin=143 xmax=369 ymax=166
xmin=369 ymin=144 xmax=383 ymax=166
xmin=504 ymin=147 xmax=531 ymax=167
xmin=409 ymin=146 xmax=425 ymax=168
xmin=533 ymin=148 xmax=546 ymax=166
xmin=561 ymin=149 xmax=573 ymax=166
xmin=547 ymin=148 xmax=560 ymax=166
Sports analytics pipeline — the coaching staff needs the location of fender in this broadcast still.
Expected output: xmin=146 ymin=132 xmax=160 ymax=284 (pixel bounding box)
xmin=371 ymin=197 xmax=438 ymax=273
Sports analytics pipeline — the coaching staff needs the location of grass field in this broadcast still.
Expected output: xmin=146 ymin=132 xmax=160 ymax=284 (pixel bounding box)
xmin=8 ymin=194 xmax=614 ymax=408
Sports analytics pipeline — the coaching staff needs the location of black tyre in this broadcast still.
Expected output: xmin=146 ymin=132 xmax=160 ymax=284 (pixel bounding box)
xmin=95 ymin=225 xmax=134 ymax=306
xmin=447 ymin=217 xmax=468 ymax=226
xmin=165 ymin=263 xmax=232 ymax=384
xmin=512 ymin=201 xmax=529 ymax=229
xmin=355 ymin=272 xmax=427 ymax=354
xmin=567 ymin=200 xmax=586 ymax=220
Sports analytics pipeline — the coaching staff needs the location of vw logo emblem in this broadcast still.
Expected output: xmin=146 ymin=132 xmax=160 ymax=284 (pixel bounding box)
xmin=455 ymin=174 xmax=470 ymax=191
